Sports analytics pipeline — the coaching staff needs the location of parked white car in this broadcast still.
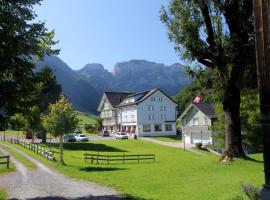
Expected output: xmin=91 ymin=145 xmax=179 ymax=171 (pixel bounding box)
xmin=115 ymin=132 xmax=129 ymax=139
xmin=75 ymin=134 xmax=89 ymax=142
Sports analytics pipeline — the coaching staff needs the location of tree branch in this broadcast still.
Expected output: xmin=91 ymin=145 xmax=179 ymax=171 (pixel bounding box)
xmin=198 ymin=0 xmax=216 ymax=48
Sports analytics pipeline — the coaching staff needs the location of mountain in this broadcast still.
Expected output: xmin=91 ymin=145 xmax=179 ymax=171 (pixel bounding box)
xmin=37 ymin=56 xmax=191 ymax=114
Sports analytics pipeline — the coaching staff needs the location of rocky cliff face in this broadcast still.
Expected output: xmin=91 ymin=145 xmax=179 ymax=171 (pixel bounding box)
xmin=37 ymin=56 xmax=190 ymax=114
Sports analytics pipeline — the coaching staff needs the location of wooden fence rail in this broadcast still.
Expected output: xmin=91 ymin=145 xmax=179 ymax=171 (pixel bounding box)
xmin=0 ymin=155 xmax=10 ymax=168
xmin=84 ymin=153 xmax=155 ymax=164
xmin=0 ymin=136 xmax=55 ymax=161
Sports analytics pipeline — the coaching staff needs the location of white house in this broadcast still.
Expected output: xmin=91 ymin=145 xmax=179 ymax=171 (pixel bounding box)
xmin=178 ymin=101 xmax=217 ymax=144
xmin=97 ymin=88 xmax=177 ymax=137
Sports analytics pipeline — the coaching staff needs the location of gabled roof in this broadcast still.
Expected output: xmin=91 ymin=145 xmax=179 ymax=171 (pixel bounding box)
xmin=116 ymin=88 xmax=177 ymax=107
xmin=178 ymin=102 xmax=216 ymax=120
xmin=192 ymin=103 xmax=216 ymax=119
xmin=97 ymin=92 xmax=132 ymax=111
xmin=105 ymin=92 xmax=132 ymax=107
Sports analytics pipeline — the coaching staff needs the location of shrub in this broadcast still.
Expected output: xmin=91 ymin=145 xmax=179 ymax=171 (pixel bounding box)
xmin=195 ymin=142 xmax=202 ymax=149
xmin=241 ymin=183 xmax=261 ymax=200
xmin=84 ymin=123 xmax=96 ymax=133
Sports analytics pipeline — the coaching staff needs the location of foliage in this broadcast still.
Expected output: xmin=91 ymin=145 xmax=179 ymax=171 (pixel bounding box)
xmin=41 ymin=96 xmax=79 ymax=164
xmin=240 ymin=90 xmax=261 ymax=151
xmin=94 ymin=117 xmax=103 ymax=132
xmin=0 ymin=0 xmax=58 ymax=127
xmin=6 ymin=140 xmax=264 ymax=200
xmin=35 ymin=67 xmax=62 ymax=113
xmin=84 ymin=123 xmax=96 ymax=133
xmin=10 ymin=113 xmax=28 ymax=131
xmin=212 ymin=91 xmax=262 ymax=151
xmin=234 ymin=183 xmax=261 ymax=200
xmin=161 ymin=0 xmax=255 ymax=157
xmin=173 ymin=68 xmax=217 ymax=115
xmin=195 ymin=142 xmax=203 ymax=150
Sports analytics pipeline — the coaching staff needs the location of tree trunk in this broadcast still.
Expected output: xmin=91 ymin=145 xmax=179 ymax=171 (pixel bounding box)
xmin=59 ymin=134 xmax=64 ymax=164
xmin=41 ymin=131 xmax=46 ymax=143
xmin=253 ymin=0 xmax=270 ymax=197
xmin=223 ymin=85 xmax=246 ymax=158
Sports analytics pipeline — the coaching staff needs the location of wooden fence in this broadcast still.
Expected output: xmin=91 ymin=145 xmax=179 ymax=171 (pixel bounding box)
xmin=0 ymin=155 xmax=9 ymax=168
xmin=0 ymin=136 xmax=55 ymax=161
xmin=84 ymin=153 xmax=155 ymax=164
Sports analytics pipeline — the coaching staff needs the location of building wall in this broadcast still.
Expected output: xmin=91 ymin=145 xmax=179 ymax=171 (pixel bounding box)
xmin=181 ymin=106 xmax=213 ymax=144
xmin=136 ymin=90 xmax=177 ymax=136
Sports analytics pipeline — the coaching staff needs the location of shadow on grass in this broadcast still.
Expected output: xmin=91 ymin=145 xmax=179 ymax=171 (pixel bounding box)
xmin=40 ymin=143 xmax=127 ymax=152
xmin=11 ymin=194 xmax=151 ymax=200
xmin=245 ymin=156 xmax=263 ymax=163
xmin=79 ymin=166 xmax=127 ymax=172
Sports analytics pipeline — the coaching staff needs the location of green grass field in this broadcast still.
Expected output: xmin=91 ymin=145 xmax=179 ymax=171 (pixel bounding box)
xmin=1 ymin=140 xmax=264 ymax=200
xmin=152 ymin=135 xmax=182 ymax=142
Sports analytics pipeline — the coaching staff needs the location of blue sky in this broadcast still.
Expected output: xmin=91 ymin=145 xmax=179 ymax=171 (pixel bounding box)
xmin=34 ymin=0 xmax=181 ymax=71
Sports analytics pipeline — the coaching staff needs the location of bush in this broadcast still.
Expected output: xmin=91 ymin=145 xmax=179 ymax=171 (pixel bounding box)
xmin=84 ymin=123 xmax=96 ymax=133
xmin=241 ymin=183 xmax=261 ymax=200
xmin=195 ymin=142 xmax=202 ymax=149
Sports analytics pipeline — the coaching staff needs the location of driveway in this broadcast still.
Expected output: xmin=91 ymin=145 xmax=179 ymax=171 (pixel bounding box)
xmin=0 ymin=143 xmax=122 ymax=200
xmin=139 ymin=137 xmax=208 ymax=156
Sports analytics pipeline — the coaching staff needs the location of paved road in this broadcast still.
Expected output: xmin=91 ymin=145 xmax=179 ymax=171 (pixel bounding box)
xmin=0 ymin=143 xmax=122 ymax=200
xmin=140 ymin=137 xmax=208 ymax=156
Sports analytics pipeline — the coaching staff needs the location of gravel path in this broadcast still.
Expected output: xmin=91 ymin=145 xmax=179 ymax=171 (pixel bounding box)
xmin=0 ymin=143 xmax=121 ymax=200
xmin=140 ymin=137 xmax=207 ymax=156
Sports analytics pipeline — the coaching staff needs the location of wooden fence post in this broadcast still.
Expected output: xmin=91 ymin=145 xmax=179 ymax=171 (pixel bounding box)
xmin=6 ymin=155 xmax=9 ymax=169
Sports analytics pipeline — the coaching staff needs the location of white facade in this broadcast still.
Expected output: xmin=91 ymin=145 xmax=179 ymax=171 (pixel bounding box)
xmin=98 ymin=89 xmax=177 ymax=137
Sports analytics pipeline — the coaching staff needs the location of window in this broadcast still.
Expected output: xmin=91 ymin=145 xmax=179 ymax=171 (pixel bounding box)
xmin=124 ymin=116 xmax=128 ymax=122
xmin=148 ymin=105 xmax=154 ymax=111
xmin=131 ymin=115 xmax=135 ymax=122
xmin=158 ymin=97 xmax=163 ymax=102
xmin=165 ymin=124 xmax=173 ymax=131
xmin=143 ymin=125 xmax=151 ymax=132
xmin=154 ymin=124 xmax=162 ymax=132
xmin=148 ymin=115 xmax=154 ymax=120
xmin=151 ymin=97 xmax=156 ymax=101
xmin=193 ymin=118 xmax=199 ymax=125
xmin=161 ymin=114 xmax=166 ymax=120
xmin=204 ymin=117 xmax=208 ymax=125
xmin=160 ymin=106 xmax=167 ymax=111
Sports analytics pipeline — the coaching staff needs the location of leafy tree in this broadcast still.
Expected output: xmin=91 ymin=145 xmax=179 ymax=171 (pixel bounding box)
xmin=0 ymin=0 xmax=58 ymax=128
xmin=161 ymin=0 xmax=255 ymax=157
xmin=35 ymin=67 xmax=62 ymax=142
xmin=94 ymin=118 xmax=103 ymax=132
xmin=41 ymin=96 xmax=79 ymax=164
xmin=25 ymin=106 xmax=42 ymax=142
xmin=10 ymin=113 xmax=28 ymax=140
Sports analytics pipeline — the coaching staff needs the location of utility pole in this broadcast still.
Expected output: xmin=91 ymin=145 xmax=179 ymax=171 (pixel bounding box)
xmin=253 ymin=0 xmax=270 ymax=198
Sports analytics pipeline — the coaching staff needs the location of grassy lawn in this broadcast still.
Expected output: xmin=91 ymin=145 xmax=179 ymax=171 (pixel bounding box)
xmin=0 ymin=140 xmax=264 ymax=200
xmin=0 ymin=130 xmax=24 ymax=139
xmin=152 ymin=135 xmax=182 ymax=142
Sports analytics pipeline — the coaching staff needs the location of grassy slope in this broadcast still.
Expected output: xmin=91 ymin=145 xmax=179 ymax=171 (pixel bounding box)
xmin=76 ymin=112 xmax=98 ymax=135
xmin=0 ymin=140 xmax=263 ymax=200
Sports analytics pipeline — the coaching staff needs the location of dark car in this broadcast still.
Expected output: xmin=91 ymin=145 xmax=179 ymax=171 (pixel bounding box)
xmin=99 ymin=130 xmax=110 ymax=137
xmin=63 ymin=134 xmax=76 ymax=142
